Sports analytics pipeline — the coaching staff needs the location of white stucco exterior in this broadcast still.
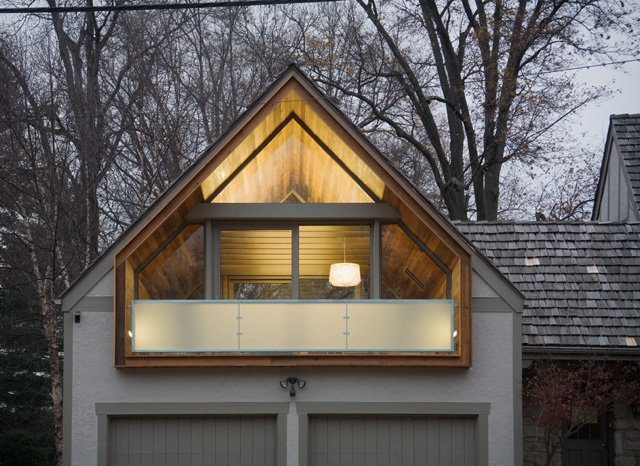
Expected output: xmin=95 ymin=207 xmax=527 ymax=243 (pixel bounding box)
xmin=65 ymin=270 xmax=521 ymax=466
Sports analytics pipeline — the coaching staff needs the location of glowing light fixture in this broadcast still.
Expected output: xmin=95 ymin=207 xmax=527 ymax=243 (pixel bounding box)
xmin=329 ymin=238 xmax=361 ymax=287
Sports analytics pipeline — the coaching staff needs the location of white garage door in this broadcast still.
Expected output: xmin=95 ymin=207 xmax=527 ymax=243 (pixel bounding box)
xmin=308 ymin=416 xmax=476 ymax=466
xmin=108 ymin=416 xmax=277 ymax=466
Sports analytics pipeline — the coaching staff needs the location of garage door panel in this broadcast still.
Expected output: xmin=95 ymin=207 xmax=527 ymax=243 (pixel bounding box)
xmin=309 ymin=417 xmax=476 ymax=466
xmin=439 ymin=418 xmax=452 ymax=465
xmin=109 ymin=416 xmax=276 ymax=466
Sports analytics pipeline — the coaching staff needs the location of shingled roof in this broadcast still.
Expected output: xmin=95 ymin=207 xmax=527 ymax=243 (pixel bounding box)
xmin=457 ymin=222 xmax=640 ymax=353
xmin=611 ymin=114 xmax=640 ymax=209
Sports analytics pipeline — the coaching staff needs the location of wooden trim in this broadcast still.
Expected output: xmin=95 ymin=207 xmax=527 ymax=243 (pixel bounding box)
xmin=117 ymin=354 xmax=469 ymax=368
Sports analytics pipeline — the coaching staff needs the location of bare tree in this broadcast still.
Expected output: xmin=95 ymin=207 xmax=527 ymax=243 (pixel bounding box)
xmin=301 ymin=0 xmax=634 ymax=220
xmin=0 ymin=36 xmax=76 ymax=465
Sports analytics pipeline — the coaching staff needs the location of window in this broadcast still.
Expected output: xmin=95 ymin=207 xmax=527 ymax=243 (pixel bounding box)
xmin=137 ymin=224 xmax=204 ymax=300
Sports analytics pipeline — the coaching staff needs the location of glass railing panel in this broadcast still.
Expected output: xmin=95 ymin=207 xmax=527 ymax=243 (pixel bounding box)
xmin=239 ymin=302 xmax=346 ymax=351
xmin=131 ymin=300 xmax=454 ymax=353
xmin=132 ymin=301 xmax=238 ymax=352
xmin=347 ymin=301 xmax=453 ymax=351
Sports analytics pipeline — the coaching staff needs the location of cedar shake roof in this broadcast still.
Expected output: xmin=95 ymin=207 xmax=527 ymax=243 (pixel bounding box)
xmin=457 ymin=222 xmax=640 ymax=351
xmin=611 ymin=114 xmax=640 ymax=209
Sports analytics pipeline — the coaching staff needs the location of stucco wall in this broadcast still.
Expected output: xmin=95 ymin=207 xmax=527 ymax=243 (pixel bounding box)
xmin=65 ymin=270 xmax=520 ymax=466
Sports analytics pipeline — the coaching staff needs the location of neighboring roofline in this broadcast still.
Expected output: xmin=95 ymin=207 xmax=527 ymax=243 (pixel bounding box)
xmin=523 ymin=345 xmax=640 ymax=362
xmin=457 ymin=219 xmax=640 ymax=226
xmin=592 ymin=113 xmax=640 ymax=221
xmin=60 ymin=64 xmax=522 ymax=312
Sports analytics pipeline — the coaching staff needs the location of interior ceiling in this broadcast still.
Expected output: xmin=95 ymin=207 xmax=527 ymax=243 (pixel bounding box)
xmin=198 ymin=90 xmax=386 ymax=203
xmin=212 ymin=119 xmax=374 ymax=204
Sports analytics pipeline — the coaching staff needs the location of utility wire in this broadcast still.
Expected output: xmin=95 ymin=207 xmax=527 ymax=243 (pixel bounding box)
xmin=534 ymin=58 xmax=640 ymax=76
xmin=0 ymin=58 xmax=636 ymax=124
xmin=0 ymin=0 xmax=343 ymax=14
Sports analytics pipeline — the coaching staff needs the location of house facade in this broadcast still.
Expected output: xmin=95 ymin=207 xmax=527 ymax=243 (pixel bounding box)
xmin=61 ymin=67 xmax=523 ymax=466
xmin=592 ymin=114 xmax=640 ymax=222
xmin=459 ymin=114 xmax=640 ymax=466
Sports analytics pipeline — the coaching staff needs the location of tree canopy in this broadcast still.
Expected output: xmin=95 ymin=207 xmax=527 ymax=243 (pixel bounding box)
xmin=0 ymin=1 xmax=637 ymax=463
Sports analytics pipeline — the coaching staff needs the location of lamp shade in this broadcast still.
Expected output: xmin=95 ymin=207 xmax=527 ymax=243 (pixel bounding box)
xmin=329 ymin=263 xmax=361 ymax=287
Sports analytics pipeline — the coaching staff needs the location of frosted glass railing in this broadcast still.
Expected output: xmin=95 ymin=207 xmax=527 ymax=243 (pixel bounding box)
xmin=131 ymin=300 xmax=454 ymax=353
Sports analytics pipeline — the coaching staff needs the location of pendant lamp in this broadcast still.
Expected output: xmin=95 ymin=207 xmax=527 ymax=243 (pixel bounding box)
xmin=329 ymin=238 xmax=361 ymax=287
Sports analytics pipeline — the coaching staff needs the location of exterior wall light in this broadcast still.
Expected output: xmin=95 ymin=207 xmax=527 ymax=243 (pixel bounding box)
xmin=280 ymin=377 xmax=306 ymax=397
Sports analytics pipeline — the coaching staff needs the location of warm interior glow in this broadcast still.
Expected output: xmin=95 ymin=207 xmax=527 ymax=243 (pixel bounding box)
xmin=329 ymin=262 xmax=361 ymax=287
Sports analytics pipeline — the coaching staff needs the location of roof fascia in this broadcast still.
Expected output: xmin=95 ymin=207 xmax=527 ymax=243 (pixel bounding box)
xmin=591 ymin=121 xmax=615 ymax=220
xmin=60 ymin=67 xmax=301 ymax=310
xmin=523 ymin=346 xmax=640 ymax=363
xmin=472 ymin=253 xmax=524 ymax=313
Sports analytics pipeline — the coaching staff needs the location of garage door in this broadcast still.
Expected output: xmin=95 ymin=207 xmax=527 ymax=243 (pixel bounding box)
xmin=308 ymin=416 xmax=476 ymax=466
xmin=108 ymin=416 xmax=277 ymax=466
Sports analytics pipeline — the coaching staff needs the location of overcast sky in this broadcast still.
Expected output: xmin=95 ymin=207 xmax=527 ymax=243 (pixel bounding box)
xmin=570 ymin=60 xmax=640 ymax=151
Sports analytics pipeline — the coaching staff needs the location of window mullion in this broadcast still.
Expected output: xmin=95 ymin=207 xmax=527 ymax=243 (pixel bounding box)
xmin=205 ymin=221 xmax=213 ymax=299
xmin=212 ymin=223 xmax=221 ymax=299
xmin=292 ymin=225 xmax=299 ymax=299
xmin=371 ymin=220 xmax=381 ymax=299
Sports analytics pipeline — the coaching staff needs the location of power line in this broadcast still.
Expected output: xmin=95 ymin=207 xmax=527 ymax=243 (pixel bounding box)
xmin=535 ymin=58 xmax=640 ymax=76
xmin=0 ymin=0 xmax=343 ymax=14
xmin=0 ymin=58 xmax=636 ymax=124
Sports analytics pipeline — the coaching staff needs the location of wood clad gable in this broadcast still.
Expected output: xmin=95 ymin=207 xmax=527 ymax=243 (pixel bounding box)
xmin=111 ymin=66 xmax=474 ymax=367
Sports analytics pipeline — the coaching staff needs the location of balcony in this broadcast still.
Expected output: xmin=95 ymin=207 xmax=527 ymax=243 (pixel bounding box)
xmin=131 ymin=300 xmax=454 ymax=353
